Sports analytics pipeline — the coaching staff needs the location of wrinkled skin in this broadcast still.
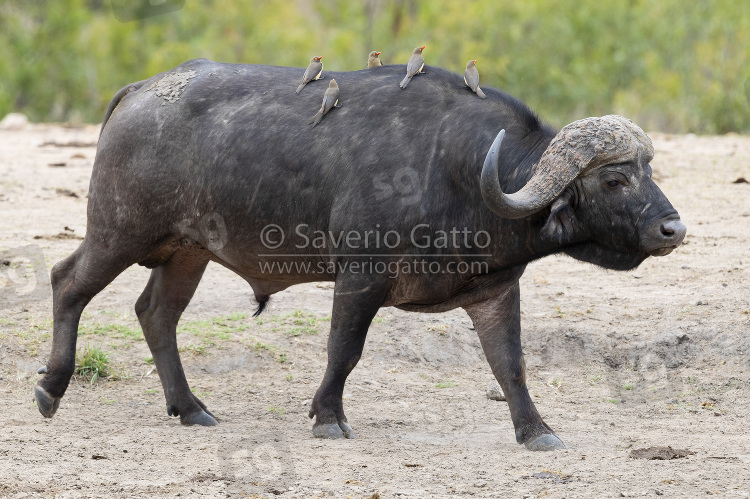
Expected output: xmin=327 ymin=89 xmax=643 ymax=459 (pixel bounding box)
xmin=35 ymin=59 xmax=685 ymax=451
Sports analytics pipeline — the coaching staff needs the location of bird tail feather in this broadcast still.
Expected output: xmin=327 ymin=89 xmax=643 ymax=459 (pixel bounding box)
xmin=310 ymin=110 xmax=323 ymax=127
xmin=296 ymin=83 xmax=306 ymax=94
xmin=399 ymin=75 xmax=411 ymax=89
xmin=476 ymin=87 xmax=486 ymax=99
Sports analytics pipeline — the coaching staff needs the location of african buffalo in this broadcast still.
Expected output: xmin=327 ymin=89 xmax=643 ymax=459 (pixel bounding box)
xmin=35 ymin=58 xmax=686 ymax=451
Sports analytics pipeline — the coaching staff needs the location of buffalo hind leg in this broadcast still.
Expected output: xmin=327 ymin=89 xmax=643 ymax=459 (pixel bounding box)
xmin=309 ymin=274 xmax=389 ymax=439
xmin=135 ymin=250 xmax=216 ymax=425
xmin=36 ymin=242 xmax=137 ymax=417
xmin=464 ymin=282 xmax=566 ymax=451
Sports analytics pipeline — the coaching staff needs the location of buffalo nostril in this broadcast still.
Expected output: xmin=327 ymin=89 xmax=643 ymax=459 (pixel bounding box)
xmin=659 ymin=220 xmax=687 ymax=244
xmin=660 ymin=224 xmax=675 ymax=237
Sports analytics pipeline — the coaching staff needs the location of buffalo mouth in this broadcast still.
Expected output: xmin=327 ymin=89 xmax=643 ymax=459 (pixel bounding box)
xmin=648 ymin=245 xmax=678 ymax=257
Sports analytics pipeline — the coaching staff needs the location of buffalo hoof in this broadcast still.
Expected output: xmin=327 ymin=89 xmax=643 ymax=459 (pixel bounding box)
xmin=181 ymin=410 xmax=219 ymax=426
xmin=524 ymin=433 xmax=566 ymax=451
xmin=34 ymin=385 xmax=61 ymax=418
xmin=339 ymin=421 xmax=355 ymax=438
xmin=167 ymin=404 xmax=218 ymax=426
xmin=312 ymin=421 xmax=356 ymax=439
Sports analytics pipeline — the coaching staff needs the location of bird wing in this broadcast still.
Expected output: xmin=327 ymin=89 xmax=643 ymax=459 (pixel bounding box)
xmin=406 ymin=54 xmax=424 ymax=76
xmin=465 ymin=67 xmax=479 ymax=91
xmin=321 ymin=88 xmax=340 ymax=112
xmin=302 ymin=62 xmax=322 ymax=83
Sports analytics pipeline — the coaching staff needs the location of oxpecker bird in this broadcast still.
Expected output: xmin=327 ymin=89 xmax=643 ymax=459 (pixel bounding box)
xmin=464 ymin=59 xmax=486 ymax=99
xmin=399 ymin=46 xmax=425 ymax=89
xmin=310 ymin=79 xmax=341 ymax=127
xmin=367 ymin=51 xmax=383 ymax=68
xmin=296 ymin=56 xmax=324 ymax=94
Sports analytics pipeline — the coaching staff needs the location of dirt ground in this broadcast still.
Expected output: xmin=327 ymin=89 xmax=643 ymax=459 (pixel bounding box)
xmin=1 ymin=124 xmax=749 ymax=498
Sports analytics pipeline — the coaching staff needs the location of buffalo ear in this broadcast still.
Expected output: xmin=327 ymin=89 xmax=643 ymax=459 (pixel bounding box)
xmin=542 ymin=190 xmax=577 ymax=243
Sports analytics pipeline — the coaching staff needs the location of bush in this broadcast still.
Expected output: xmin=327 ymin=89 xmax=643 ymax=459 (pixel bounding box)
xmin=0 ymin=0 xmax=747 ymax=133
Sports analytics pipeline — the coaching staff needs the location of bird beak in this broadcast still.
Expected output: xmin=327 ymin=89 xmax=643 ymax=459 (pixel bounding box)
xmin=421 ymin=46 xmax=426 ymax=50
xmin=376 ymin=52 xmax=381 ymax=56
xmin=475 ymin=60 xmax=478 ymax=63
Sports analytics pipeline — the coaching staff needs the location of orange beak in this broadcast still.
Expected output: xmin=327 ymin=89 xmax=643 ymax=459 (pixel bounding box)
xmin=421 ymin=46 xmax=426 ymax=50
xmin=376 ymin=52 xmax=381 ymax=56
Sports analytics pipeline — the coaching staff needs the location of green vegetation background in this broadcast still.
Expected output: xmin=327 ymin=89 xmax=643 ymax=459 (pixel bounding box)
xmin=1 ymin=0 xmax=748 ymax=133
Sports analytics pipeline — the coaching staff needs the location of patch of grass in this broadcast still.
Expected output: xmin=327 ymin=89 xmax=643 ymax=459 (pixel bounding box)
xmin=551 ymin=378 xmax=562 ymax=387
xmin=79 ymin=323 xmax=142 ymax=341
xmin=29 ymin=317 xmax=54 ymax=330
xmin=75 ymin=345 xmax=111 ymax=383
xmin=262 ymin=310 xmax=327 ymax=336
xmin=269 ymin=406 xmax=286 ymax=415
xmin=23 ymin=319 xmax=53 ymax=349
xmin=179 ymin=340 xmax=214 ymax=356
xmin=143 ymin=355 xmax=154 ymax=364
xmin=226 ymin=312 xmax=248 ymax=321
xmin=623 ymin=383 xmax=635 ymax=391
xmin=285 ymin=373 xmax=293 ymax=381
xmin=435 ymin=381 xmax=458 ymax=389
xmin=372 ymin=317 xmax=388 ymax=324
xmin=178 ymin=313 xmax=250 ymax=339
xmin=554 ymin=306 xmax=566 ymax=318
xmin=12 ymin=329 xmax=32 ymax=340
xmin=606 ymin=398 xmax=620 ymax=404
xmin=250 ymin=339 xmax=288 ymax=363
xmin=286 ymin=326 xmax=317 ymax=336
xmin=254 ymin=341 xmax=277 ymax=354
xmin=145 ymin=388 xmax=158 ymax=394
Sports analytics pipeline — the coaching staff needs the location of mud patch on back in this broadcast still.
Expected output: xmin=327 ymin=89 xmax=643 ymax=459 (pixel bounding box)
xmin=145 ymin=70 xmax=197 ymax=104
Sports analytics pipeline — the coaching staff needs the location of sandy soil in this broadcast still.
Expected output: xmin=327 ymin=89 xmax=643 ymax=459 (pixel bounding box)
xmin=1 ymin=124 xmax=749 ymax=498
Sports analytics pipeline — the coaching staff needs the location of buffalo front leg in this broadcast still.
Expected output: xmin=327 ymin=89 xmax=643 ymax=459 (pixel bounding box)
xmin=135 ymin=250 xmax=216 ymax=426
xmin=308 ymin=274 xmax=389 ymax=439
xmin=464 ymin=282 xmax=566 ymax=451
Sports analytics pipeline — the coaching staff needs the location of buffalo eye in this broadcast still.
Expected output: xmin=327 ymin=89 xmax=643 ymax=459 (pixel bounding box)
xmin=607 ymin=180 xmax=620 ymax=188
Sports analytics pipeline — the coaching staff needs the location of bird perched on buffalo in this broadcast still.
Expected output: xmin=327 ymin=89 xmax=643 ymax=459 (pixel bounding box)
xmin=464 ymin=59 xmax=486 ymax=99
xmin=296 ymin=56 xmax=324 ymax=94
xmin=399 ymin=46 xmax=425 ymax=89
xmin=310 ymin=79 xmax=341 ymax=127
xmin=367 ymin=51 xmax=383 ymax=68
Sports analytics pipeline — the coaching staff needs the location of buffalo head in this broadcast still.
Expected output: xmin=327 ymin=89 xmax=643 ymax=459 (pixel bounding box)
xmin=481 ymin=115 xmax=686 ymax=270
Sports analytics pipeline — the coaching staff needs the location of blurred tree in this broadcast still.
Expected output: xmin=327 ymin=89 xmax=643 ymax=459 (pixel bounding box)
xmin=0 ymin=0 xmax=747 ymax=133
